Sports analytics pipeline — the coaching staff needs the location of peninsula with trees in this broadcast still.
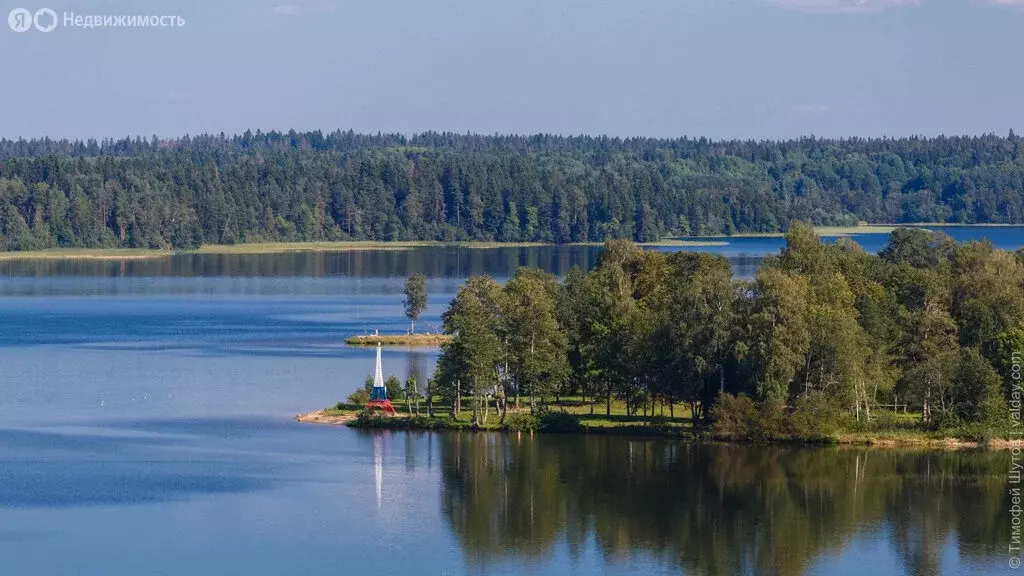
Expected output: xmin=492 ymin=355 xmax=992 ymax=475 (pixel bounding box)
xmin=305 ymin=225 xmax=1023 ymax=447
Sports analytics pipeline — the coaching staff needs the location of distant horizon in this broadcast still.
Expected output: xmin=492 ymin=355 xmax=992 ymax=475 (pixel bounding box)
xmin=1 ymin=128 xmax=1022 ymax=145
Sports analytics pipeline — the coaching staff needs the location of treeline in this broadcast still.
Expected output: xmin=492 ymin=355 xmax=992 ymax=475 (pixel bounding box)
xmin=2 ymin=131 xmax=1024 ymax=250
xmin=435 ymin=225 xmax=1023 ymax=438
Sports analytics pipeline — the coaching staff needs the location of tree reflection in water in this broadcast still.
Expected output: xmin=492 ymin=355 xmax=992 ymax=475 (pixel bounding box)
xmin=438 ymin=433 xmax=1007 ymax=576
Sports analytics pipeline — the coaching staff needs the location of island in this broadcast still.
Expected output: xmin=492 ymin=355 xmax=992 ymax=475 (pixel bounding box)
xmin=344 ymin=334 xmax=452 ymax=347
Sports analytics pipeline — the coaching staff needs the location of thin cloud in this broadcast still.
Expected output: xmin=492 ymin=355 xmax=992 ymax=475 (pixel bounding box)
xmin=272 ymin=5 xmax=302 ymax=16
xmin=768 ymin=0 xmax=1024 ymax=12
xmin=791 ymin=104 xmax=833 ymax=115
xmin=271 ymin=3 xmax=335 ymax=16
xmin=767 ymin=0 xmax=921 ymax=13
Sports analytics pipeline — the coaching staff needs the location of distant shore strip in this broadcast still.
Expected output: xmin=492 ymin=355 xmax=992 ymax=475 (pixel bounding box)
xmin=2 ymin=223 xmax=1011 ymax=260
xmin=345 ymin=334 xmax=451 ymax=347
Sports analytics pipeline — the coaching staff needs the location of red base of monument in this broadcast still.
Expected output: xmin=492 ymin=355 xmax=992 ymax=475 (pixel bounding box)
xmin=366 ymin=399 xmax=397 ymax=416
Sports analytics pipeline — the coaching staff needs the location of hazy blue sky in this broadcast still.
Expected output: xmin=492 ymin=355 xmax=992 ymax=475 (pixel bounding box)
xmin=2 ymin=0 xmax=1023 ymax=140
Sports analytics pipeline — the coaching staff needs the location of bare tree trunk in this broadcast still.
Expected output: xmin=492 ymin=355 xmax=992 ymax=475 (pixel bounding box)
xmin=453 ymin=379 xmax=461 ymax=419
xmin=853 ymin=379 xmax=860 ymax=422
xmin=472 ymin=392 xmax=481 ymax=426
xmin=923 ymin=387 xmax=931 ymax=424
xmin=529 ymin=332 xmax=537 ymax=413
xmin=499 ymin=389 xmax=508 ymax=424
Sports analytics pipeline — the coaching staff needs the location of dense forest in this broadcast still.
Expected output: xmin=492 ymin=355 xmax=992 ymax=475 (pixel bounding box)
xmin=1 ymin=131 xmax=1024 ymax=250
xmin=434 ymin=226 xmax=1022 ymax=438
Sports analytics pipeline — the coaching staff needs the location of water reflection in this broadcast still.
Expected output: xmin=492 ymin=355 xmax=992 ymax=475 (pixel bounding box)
xmin=0 ymin=245 xmax=762 ymax=285
xmin=439 ymin=434 xmax=1008 ymax=575
xmin=0 ymin=246 xmax=604 ymax=279
xmin=374 ymin=433 xmax=384 ymax=510
xmin=2 ymin=227 xmax=1022 ymax=285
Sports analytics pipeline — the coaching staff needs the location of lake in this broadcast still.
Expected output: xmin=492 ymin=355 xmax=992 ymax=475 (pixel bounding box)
xmin=1 ymin=226 xmax=1019 ymax=285
xmin=0 ymin=228 xmax=1020 ymax=575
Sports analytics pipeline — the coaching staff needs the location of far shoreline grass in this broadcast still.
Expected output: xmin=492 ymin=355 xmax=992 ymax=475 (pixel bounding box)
xmin=692 ymin=224 xmax=898 ymax=239
xmin=345 ymin=334 xmax=451 ymax=347
xmin=0 ymin=240 xmax=723 ymax=260
xmin=0 ymin=223 xmax=1015 ymax=260
xmin=0 ymin=248 xmax=174 ymax=261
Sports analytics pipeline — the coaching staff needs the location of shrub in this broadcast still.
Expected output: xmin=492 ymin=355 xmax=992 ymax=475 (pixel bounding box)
xmin=354 ymin=409 xmax=388 ymax=427
xmin=347 ymin=389 xmax=370 ymax=404
xmin=538 ymin=410 xmax=582 ymax=433
xmin=711 ymin=394 xmax=760 ymax=440
xmin=755 ymin=400 xmax=793 ymax=441
xmin=789 ymin=392 xmax=845 ymax=441
xmin=929 ymin=410 xmax=964 ymax=433
xmin=502 ymin=413 xmax=540 ymax=432
xmin=711 ymin=393 xmax=841 ymax=443
xmin=648 ymin=415 xmax=674 ymax=432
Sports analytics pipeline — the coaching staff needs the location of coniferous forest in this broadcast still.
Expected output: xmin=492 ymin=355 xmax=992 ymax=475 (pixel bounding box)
xmin=1 ymin=131 xmax=1024 ymax=250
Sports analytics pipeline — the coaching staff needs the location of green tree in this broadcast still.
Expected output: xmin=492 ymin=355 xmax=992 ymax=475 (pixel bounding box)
xmin=438 ymin=276 xmax=504 ymax=425
xmin=503 ymin=268 xmax=569 ymax=412
xmin=386 ymin=375 xmax=404 ymax=403
xmin=653 ymin=252 xmax=734 ymax=422
xmin=403 ymin=273 xmax=428 ymax=333
xmin=951 ymin=349 xmax=1002 ymax=427
xmin=404 ymin=375 xmax=421 ymax=415
xmin=897 ymin=299 xmax=959 ymax=424
xmin=740 ymin=268 xmax=811 ymax=404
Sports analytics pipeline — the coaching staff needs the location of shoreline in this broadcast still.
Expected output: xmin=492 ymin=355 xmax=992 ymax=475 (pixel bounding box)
xmin=0 ymin=240 xmax=716 ymax=260
xmin=0 ymin=223 xmax=1015 ymax=260
xmin=296 ymin=410 xmax=359 ymax=425
xmin=294 ymin=408 xmax=1019 ymax=450
xmin=345 ymin=334 xmax=451 ymax=347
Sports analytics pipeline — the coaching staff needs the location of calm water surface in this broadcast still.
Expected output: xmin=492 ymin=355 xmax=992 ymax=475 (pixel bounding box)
xmin=0 ymin=225 xmax=1019 ymax=283
xmin=0 ymin=230 xmax=1019 ymax=575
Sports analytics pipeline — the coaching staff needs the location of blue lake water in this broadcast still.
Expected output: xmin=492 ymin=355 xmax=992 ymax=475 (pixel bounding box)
xmin=0 ymin=229 xmax=1019 ymax=575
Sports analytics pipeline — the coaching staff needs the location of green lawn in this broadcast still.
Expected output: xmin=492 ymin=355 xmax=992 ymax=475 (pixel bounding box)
xmin=312 ymin=398 xmax=1012 ymax=448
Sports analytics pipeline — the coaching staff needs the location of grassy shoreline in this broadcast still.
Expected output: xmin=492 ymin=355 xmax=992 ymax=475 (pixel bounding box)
xmin=0 ymin=240 xmax=723 ymax=260
xmin=0 ymin=225 xmax=1013 ymax=261
xmin=2 ymin=223 xmax=1015 ymax=260
xmin=690 ymin=222 xmax=1023 ymax=240
xmin=0 ymin=248 xmax=175 ymax=260
xmin=345 ymin=334 xmax=451 ymax=347
xmin=296 ymin=406 xmax=1018 ymax=450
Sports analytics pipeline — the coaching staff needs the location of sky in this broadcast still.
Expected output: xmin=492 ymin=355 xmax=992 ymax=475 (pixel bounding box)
xmin=1 ymin=0 xmax=1023 ymax=140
